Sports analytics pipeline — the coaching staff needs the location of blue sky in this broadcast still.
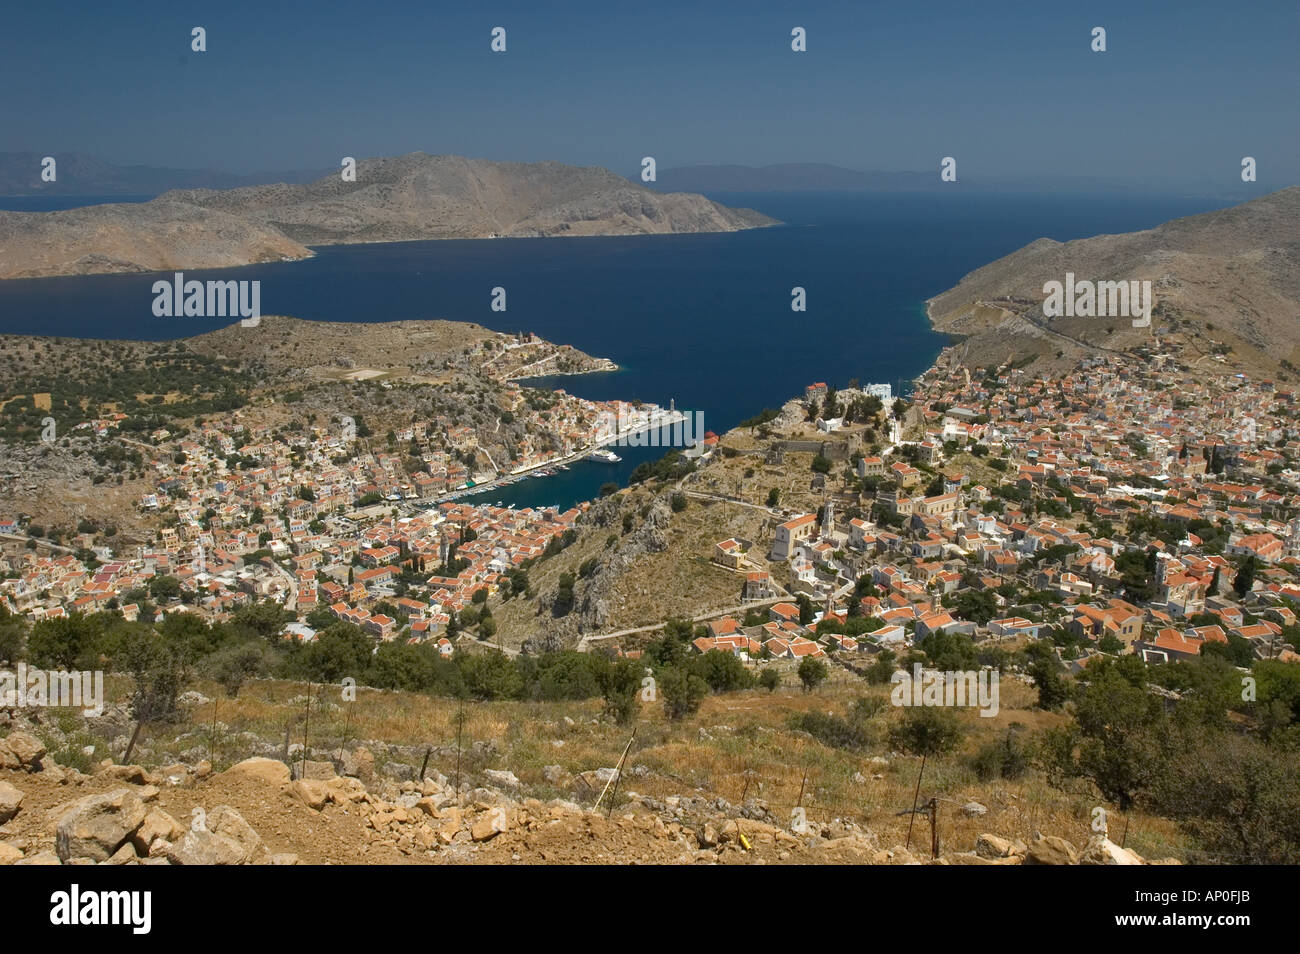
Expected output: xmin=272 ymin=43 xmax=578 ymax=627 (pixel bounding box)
xmin=3 ymin=0 xmax=1297 ymax=189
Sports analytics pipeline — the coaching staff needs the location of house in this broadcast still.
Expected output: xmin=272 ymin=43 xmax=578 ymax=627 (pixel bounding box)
xmin=771 ymin=514 xmax=817 ymax=562
xmin=1069 ymin=599 xmax=1144 ymax=650
xmin=857 ymin=456 xmax=885 ymax=478
xmin=769 ymin=602 xmax=802 ymax=624
xmin=1226 ymin=532 xmax=1283 ymax=564
xmin=914 ymin=492 xmax=961 ymax=522
xmin=713 ymin=538 xmax=749 ymax=570
xmin=914 ymin=610 xmax=976 ymax=640
xmin=988 ymin=616 xmax=1044 ymax=639
xmin=1138 ymin=628 xmax=1203 ymax=662
xmin=743 ymin=571 xmax=777 ymax=601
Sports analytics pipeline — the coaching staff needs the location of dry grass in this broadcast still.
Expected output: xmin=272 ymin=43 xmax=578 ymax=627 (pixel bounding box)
xmin=48 ymin=666 xmax=1190 ymax=862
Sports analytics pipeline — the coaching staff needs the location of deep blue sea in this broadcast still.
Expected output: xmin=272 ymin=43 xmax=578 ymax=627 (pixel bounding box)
xmin=0 ymin=191 xmax=1234 ymax=510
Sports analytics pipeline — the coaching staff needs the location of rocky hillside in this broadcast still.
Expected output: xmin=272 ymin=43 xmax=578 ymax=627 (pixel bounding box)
xmin=0 ymin=199 xmax=310 ymax=279
xmin=925 ymin=186 xmax=1300 ymax=376
xmin=0 ymin=154 xmax=777 ymax=279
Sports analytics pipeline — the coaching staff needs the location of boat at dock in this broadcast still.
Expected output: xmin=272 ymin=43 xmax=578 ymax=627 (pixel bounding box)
xmin=586 ymin=449 xmax=622 ymax=463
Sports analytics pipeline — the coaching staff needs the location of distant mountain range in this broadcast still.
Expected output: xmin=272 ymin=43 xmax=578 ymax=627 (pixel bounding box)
xmin=0 ymin=154 xmax=777 ymax=279
xmin=1 ymin=153 xmax=1264 ymax=201
xmin=925 ymin=186 xmax=1300 ymax=375
xmin=0 ymin=152 xmax=327 ymax=196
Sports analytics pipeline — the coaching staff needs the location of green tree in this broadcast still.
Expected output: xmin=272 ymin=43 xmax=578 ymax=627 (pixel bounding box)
xmin=148 ymin=575 xmax=182 ymax=602
xmin=660 ymin=666 xmax=708 ymax=720
xmin=797 ymin=656 xmax=828 ymax=692
xmin=795 ymin=594 xmax=814 ymax=626
xmin=595 ymin=656 xmax=641 ymax=726
xmin=1029 ymin=656 xmax=1070 ymax=710
xmin=0 ymin=609 xmax=26 ymax=665
xmin=888 ymin=706 xmax=965 ymax=759
xmin=1233 ymin=556 xmax=1257 ymax=599
xmin=1067 ymin=663 xmax=1166 ymax=810
xmin=693 ymin=650 xmax=755 ymax=692
xmin=202 ymin=640 xmax=266 ymax=698
xmin=296 ymin=623 xmax=373 ymax=684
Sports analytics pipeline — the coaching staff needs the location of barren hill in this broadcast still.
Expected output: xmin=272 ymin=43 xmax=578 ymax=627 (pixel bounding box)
xmin=171 ymin=153 xmax=776 ymax=244
xmin=0 ymin=199 xmax=310 ymax=279
xmin=0 ymin=154 xmax=777 ymax=280
xmin=925 ymin=186 xmax=1300 ymax=375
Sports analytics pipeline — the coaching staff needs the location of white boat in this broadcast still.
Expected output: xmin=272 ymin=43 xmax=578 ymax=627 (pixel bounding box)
xmin=586 ymin=449 xmax=622 ymax=463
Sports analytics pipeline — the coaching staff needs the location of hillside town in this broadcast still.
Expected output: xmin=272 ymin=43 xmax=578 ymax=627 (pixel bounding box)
xmin=0 ymin=378 xmax=688 ymax=650
xmin=693 ymin=353 xmax=1300 ymax=670
xmin=4 ymin=343 xmax=1300 ymax=677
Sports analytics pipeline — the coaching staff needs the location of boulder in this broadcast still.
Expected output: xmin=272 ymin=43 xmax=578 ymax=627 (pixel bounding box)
xmin=158 ymin=763 xmax=193 ymax=785
xmin=206 ymin=806 xmax=263 ymax=862
xmin=483 ymin=769 xmax=521 ymax=790
xmin=975 ymin=833 xmax=1024 ymax=859
xmin=962 ymin=801 xmax=988 ymax=818
xmin=0 ymin=781 xmax=24 ymax=824
xmin=55 ymin=788 xmax=148 ymax=863
xmin=324 ymin=776 xmax=367 ymax=804
xmin=1025 ymin=834 xmax=1079 ymax=865
xmin=222 ymin=757 xmax=291 ymax=788
xmin=103 ymin=842 xmax=140 ymax=866
xmin=99 ymin=764 xmax=155 ymax=785
xmin=381 ymin=761 xmax=415 ymax=782
xmin=292 ymin=779 xmax=330 ymax=811
xmin=471 ymin=810 xmax=509 ymax=842
xmin=338 ymin=747 xmax=374 ymax=782
xmin=3 ymin=731 xmax=46 ymax=769
xmin=15 ymin=850 xmax=61 ymax=865
xmin=1079 ymin=835 xmax=1144 ymax=866
xmin=437 ymin=807 xmax=464 ymax=844
xmin=165 ymin=829 xmax=247 ymax=866
xmin=0 ymin=842 xmax=23 ymax=864
xmin=130 ymin=808 xmax=184 ymax=855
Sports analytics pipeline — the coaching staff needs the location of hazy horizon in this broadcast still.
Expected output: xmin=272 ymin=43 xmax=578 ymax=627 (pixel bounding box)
xmin=4 ymin=0 xmax=1297 ymax=194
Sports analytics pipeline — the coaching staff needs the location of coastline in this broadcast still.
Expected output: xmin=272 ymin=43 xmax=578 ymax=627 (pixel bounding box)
xmin=0 ymin=218 xmax=780 ymax=283
xmin=414 ymin=408 xmax=690 ymax=507
xmin=507 ymin=358 xmax=620 ymax=382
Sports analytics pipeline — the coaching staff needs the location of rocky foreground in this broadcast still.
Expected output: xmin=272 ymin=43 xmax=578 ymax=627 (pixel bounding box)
xmin=0 ymin=726 xmax=1174 ymax=867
